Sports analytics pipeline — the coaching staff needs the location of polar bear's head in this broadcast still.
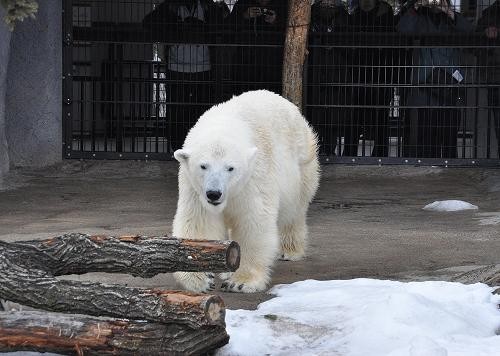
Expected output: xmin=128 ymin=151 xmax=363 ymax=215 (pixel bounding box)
xmin=174 ymin=142 xmax=258 ymax=213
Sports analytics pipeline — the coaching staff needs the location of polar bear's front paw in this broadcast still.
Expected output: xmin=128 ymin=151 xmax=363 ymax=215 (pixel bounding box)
xmin=173 ymin=272 xmax=215 ymax=293
xmin=279 ymin=250 xmax=305 ymax=261
xmin=218 ymin=272 xmax=233 ymax=281
xmin=220 ymin=271 xmax=268 ymax=293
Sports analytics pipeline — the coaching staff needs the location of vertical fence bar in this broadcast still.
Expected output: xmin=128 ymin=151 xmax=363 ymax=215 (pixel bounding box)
xmin=62 ymin=0 xmax=74 ymax=159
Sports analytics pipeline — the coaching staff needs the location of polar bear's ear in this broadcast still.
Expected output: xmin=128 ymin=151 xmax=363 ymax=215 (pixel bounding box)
xmin=174 ymin=149 xmax=190 ymax=163
xmin=247 ymin=147 xmax=258 ymax=165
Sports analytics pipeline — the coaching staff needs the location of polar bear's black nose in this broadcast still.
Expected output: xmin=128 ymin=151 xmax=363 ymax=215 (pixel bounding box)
xmin=206 ymin=190 xmax=222 ymax=201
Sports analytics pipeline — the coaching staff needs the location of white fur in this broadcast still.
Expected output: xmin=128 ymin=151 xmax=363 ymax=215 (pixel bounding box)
xmin=173 ymin=90 xmax=320 ymax=293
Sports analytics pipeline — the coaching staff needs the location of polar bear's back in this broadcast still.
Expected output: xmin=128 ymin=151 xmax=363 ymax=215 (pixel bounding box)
xmin=229 ymin=90 xmax=307 ymax=133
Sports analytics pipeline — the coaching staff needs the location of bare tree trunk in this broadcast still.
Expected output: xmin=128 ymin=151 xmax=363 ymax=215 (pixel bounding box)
xmin=282 ymin=0 xmax=311 ymax=110
xmin=5 ymin=233 xmax=240 ymax=275
xmin=0 ymin=311 xmax=229 ymax=355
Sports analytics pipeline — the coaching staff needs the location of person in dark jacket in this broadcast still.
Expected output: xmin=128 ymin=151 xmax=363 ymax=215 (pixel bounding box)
xmin=477 ymin=0 xmax=500 ymax=158
xmin=344 ymin=0 xmax=396 ymax=157
xmin=308 ymin=0 xmax=350 ymax=156
xmin=143 ymin=0 xmax=229 ymax=151
xmin=230 ymin=0 xmax=286 ymax=94
xmin=398 ymin=0 xmax=473 ymax=158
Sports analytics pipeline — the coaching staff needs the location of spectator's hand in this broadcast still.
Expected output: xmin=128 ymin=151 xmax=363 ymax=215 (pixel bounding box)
xmin=243 ymin=7 xmax=262 ymax=19
xmin=485 ymin=26 xmax=498 ymax=39
xmin=415 ymin=0 xmax=454 ymax=19
xmin=437 ymin=1 xmax=455 ymax=20
xmin=414 ymin=0 xmax=429 ymax=10
xmin=430 ymin=0 xmax=455 ymax=20
xmin=263 ymin=9 xmax=277 ymax=24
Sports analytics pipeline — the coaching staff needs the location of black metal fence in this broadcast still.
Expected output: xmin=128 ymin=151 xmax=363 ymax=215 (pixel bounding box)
xmin=63 ymin=0 xmax=500 ymax=167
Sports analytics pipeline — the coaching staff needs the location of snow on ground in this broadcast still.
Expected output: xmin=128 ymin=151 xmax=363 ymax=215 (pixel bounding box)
xmin=217 ymin=279 xmax=500 ymax=356
xmin=423 ymin=200 xmax=478 ymax=212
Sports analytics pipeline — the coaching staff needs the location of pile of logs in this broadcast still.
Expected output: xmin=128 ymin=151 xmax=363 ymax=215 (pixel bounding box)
xmin=0 ymin=233 xmax=241 ymax=355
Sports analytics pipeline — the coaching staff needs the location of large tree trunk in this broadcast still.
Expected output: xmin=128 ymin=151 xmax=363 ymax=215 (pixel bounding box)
xmin=282 ymin=0 xmax=311 ymax=110
xmin=5 ymin=233 xmax=240 ymax=275
xmin=0 ymin=311 xmax=229 ymax=355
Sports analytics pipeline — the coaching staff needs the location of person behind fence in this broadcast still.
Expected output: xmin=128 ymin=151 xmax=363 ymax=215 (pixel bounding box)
xmin=230 ymin=0 xmax=286 ymax=94
xmin=308 ymin=0 xmax=350 ymax=156
xmin=343 ymin=0 xmax=396 ymax=157
xmin=142 ymin=0 xmax=229 ymax=151
xmin=398 ymin=0 xmax=473 ymax=158
xmin=477 ymin=0 xmax=500 ymax=159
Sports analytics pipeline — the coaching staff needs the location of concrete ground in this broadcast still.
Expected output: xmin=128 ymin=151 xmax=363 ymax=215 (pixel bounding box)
xmin=0 ymin=161 xmax=499 ymax=310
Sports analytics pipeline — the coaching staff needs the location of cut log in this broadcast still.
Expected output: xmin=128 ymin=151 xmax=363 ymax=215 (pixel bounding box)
xmin=0 ymin=251 xmax=225 ymax=328
xmin=5 ymin=233 xmax=240 ymax=275
xmin=282 ymin=0 xmax=311 ymax=109
xmin=0 ymin=234 xmax=234 ymax=354
xmin=0 ymin=311 xmax=229 ymax=355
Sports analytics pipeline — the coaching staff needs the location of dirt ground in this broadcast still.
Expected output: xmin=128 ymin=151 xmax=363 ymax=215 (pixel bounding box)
xmin=0 ymin=161 xmax=499 ymax=309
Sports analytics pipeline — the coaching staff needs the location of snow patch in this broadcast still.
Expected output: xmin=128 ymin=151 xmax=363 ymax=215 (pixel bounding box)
xmin=423 ymin=200 xmax=478 ymax=212
xmin=217 ymin=279 xmax=500 ymax=356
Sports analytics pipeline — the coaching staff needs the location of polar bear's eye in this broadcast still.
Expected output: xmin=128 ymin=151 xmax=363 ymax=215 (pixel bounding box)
xmin=200 ymin=165 xmax=207 ymax=170
xmin=227 ymin=167 xmax=234 ymax=172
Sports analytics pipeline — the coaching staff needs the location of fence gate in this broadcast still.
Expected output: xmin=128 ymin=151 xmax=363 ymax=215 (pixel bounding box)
xmin=63 ymin=0 xmax=500 ymax=167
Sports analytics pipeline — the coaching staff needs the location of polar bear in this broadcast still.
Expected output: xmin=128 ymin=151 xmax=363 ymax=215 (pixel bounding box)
xmin=172 ymin=90 xmax=320 ymax=293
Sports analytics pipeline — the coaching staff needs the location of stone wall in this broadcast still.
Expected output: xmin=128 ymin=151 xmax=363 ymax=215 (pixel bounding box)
xmin=0 ymin=7 xmax=11 ymax=177
xmin=5 ymin=0 xmax=62 ymax=168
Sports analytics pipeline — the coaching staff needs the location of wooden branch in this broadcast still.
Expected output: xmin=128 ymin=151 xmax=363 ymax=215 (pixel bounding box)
xmin=0 ymin=311 xmax=229 ymax=355
xmin=452 ymin=264 xmax=500 ymax=287
xmin=282 ymin=0 xmax=311 ymax=109
xmin=5 ymin=233 xmax=240 ymax=275
xmin=0 ymin=251 xmax=225 ymax=328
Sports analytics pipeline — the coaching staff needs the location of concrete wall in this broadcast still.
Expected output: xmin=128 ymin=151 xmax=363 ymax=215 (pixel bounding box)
xmin=0 ymin=8 xmax=11 ymax=177
xmin=4 ymin=0 xmax=62 ymax=168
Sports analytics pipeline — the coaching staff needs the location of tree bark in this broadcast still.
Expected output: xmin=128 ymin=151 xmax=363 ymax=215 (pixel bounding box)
xmin=0 ymin=250 xmax=225 ymax=328
xmin=282 ymin=0 xmax=311 ymax=110
xmin=5 ymin=233 xmax=240 ymax=275
xmin=0 ymin=311 xmax=229 ymax=355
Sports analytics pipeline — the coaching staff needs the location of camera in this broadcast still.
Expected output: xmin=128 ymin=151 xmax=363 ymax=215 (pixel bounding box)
xmin=261 ymin=8 xmax=273 ymax=16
